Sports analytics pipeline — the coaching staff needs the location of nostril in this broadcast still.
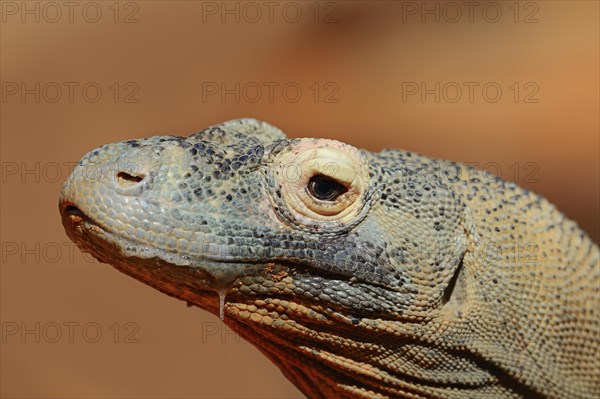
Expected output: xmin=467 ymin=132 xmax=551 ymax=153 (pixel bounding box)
xmin=117 ymin=171 xmax=145 ymax=184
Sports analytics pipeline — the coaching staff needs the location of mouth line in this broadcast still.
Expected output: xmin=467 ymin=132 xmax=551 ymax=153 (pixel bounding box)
xmin=62 ymin=203 xmax=99 ymax=225
xmin=60 ymin=204 xmax=405 ymax=323
xmin=60 ymin=204 xmax=389 ymax=293
xmin=61 ymin=204 xmax=281 ymax=266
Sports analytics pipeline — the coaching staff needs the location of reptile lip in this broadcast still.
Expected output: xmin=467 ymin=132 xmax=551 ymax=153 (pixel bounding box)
xmin=60 ymin=203 xmax=98 ymax=226
xmin=59 ymin=201 xmax=386 ymax=291
xmin=63 ymin=204 xmax=85 ymax=218
xmin=59 ymin=202 xmax=113 ymax=245
xmin=59 ymin=200 xmax=266 ymax=288
xmin=60 ymin=201 xmax=359 ymax=291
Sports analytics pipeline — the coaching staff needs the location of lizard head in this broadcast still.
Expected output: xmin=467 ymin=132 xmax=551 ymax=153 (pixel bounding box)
xmin=60 ymin=119 xmax=468 ymax=396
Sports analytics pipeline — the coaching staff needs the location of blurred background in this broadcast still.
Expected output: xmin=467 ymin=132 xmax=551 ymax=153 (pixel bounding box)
xmin=1 ymin=1 xmax=598 ymax=398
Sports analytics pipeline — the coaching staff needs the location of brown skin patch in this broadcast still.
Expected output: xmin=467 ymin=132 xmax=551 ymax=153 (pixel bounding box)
xmin=263 ymin=263 xmax=275 ymax=274
xmin=272 ymin=270 xmax=288 ymax=282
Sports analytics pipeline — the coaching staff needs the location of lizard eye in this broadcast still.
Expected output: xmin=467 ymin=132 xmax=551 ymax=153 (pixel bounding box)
xmin=269 ymin=138 xmax=370 ymax=225
xmin=307 ymin=175 xmax=348 ymax=201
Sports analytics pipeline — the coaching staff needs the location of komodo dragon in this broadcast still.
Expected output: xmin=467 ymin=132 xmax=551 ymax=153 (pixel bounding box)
xmin=59 ymin=119 xmax=599 ymax=399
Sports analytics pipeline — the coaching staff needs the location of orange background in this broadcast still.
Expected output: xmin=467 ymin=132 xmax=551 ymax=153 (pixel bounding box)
xmin=1 ymin=1 xmax=598 ymax=398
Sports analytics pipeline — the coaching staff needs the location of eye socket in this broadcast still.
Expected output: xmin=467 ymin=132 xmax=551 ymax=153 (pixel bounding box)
xmin=307 ymin=175 xmax=348 ymax=201
xmin=269 ymin=138 xmax=370 ymax=225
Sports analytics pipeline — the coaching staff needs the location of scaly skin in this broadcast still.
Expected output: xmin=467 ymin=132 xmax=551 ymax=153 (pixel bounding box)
xmin=59 ymin=119 xmax=599 ymax=398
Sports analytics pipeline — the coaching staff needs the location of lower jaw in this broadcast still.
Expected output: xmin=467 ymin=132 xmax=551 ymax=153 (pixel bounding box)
xmin=63 ymin=218 xmax=296 ymax=321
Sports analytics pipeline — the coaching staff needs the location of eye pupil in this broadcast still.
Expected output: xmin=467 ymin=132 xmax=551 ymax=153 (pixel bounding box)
xmin=308 ymin=175 xmax=347 ymax=201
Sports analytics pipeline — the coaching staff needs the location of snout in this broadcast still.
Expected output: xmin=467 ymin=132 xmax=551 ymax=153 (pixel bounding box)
xmin=59 ymin=141 xmax=173 ymax=235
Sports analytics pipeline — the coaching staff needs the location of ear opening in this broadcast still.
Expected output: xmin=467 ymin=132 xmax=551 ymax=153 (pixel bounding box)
xmin=441 ymin=251 xmax=467 ymax=307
